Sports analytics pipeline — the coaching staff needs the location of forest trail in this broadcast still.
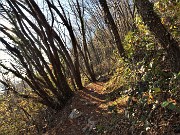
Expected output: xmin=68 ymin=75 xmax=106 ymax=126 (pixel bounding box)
xmin=44 ymin=82 xmax=130 ymax=135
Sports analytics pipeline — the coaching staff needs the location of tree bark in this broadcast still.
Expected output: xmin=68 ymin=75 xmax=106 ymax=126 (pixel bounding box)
xmin=75 ymin=0 xmax=96 ymax=82
xmin=0 ymin=0 xmax=74 ymax=110
xmin=46 ymin=0 xmax=83 ymax=89
xmin=135 ymin=0 xmax=180 ymax=72
xmin=99 ymin=0 xmax=126 ymax=58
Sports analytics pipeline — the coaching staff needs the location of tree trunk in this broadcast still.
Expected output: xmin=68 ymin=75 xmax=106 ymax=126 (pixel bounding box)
xmin=75 ymin=0 xmax=96 ymax=82
xmin=0 ymin=0 xmax=74 ymax=111
xmin=135 ymin=0 xmax=180 ymax=72
xmin=46 ymin=0 xmax=84 ymax=89
xmin=99 ymin=0 xmax=126 ymax=58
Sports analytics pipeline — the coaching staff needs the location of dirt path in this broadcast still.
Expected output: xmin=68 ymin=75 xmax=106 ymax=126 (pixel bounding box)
xmin=44 ymin=82 xmax=130 ymax=135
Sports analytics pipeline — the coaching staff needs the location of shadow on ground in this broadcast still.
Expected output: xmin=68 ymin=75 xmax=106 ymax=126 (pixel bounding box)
xmin=43 ymin=82 xmax=131 ymax=135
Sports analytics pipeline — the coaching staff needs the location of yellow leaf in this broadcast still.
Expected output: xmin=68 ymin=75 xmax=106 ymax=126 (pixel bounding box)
xmin=152 ymin=87 xmax=161 ymax=93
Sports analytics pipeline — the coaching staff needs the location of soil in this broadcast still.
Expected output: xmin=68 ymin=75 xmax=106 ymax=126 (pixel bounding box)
xmin=43 ymin=82 xmax=130 ymax=135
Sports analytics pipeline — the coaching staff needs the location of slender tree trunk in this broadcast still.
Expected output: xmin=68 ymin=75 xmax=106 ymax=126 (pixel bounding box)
xmin=99 ymin=0 xmax=126 ymax=58
xmin=0 ymin=0 xmax=75 ymax=110
xmin=135 ymin=0 xmax=180 ymax=72
xmin=76 ymin=0 xmax=96 ymax=81
xmin=46 ymin=0 xmax=83 ymax=89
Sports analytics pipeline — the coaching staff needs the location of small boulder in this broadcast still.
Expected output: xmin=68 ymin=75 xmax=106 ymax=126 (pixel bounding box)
xmin=69 ymin=109 xmax=82 ymax=119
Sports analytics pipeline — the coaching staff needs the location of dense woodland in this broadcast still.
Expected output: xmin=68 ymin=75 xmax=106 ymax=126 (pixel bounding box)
xmin=0 ymin=0 xmax=180 ymax=134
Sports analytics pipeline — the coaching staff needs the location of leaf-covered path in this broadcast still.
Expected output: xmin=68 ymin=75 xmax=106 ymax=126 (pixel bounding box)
xmin=44 ymin=82 xmax=130 ymax=135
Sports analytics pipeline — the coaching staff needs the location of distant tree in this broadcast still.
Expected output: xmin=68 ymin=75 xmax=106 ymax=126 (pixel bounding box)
xmin=72 ymin=0 xmax=96 ymax=81
xmin=107 ymin=0 xmax=135 ymax=38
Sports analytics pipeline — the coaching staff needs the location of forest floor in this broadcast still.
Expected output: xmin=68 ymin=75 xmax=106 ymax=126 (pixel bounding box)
xmin=43 ymin=82 xmax=131 ymax=135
